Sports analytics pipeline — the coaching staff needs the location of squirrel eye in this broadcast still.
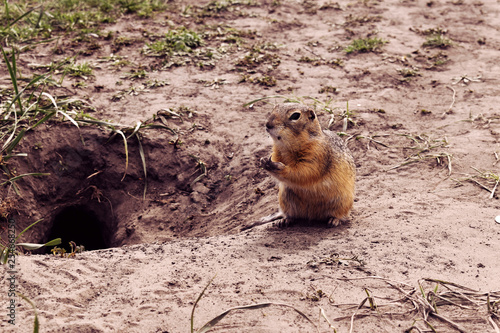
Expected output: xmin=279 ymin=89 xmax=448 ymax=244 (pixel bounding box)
xmin=289 ymin=112 xmax=301 ymax=121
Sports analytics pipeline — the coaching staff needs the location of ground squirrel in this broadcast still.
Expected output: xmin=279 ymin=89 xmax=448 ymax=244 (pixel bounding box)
xmin=243 ymin=103 xmax=355 ymax=230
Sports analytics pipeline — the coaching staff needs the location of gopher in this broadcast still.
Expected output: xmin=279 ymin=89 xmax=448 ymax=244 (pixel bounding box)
xmin=245 ymin=103 xmax=355 ymax=229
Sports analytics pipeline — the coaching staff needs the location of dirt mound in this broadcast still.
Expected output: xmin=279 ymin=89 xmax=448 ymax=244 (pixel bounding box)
xmin=11 ymin=116 xmax=269 ymax=251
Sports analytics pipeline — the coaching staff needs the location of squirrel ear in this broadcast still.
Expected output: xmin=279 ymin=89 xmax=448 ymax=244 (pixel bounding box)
xmin=308 ymin=109 xmax=316 ymax=120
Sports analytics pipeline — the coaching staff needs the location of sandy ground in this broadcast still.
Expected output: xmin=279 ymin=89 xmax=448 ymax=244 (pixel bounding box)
xmin=2 ymin=0 xmax=500 ymax=332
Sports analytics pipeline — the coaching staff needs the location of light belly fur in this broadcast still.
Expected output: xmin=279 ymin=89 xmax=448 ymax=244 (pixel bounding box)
xmin=278 ymin=177 xmax=353 ymax=220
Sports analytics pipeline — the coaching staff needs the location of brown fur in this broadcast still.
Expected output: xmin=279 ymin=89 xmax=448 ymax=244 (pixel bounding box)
xmin=262 ymin=103 xmax=356 ymax=222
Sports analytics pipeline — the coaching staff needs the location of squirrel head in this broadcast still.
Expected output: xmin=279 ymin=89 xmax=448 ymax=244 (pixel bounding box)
xmin=265 ymin=103 xmax=323 ymax=150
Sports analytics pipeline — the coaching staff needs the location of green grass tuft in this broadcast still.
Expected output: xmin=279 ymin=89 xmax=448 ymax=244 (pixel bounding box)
xmin=423 ymin=33 xmax=453 ymax=48
xmin=62 ymin=61 xmax=94 ymax=79
xmin=143 ymin=27 xmax=203 ymax=56
xmin=344 ymin=37 xmax=387 ymax=54
xmin=0 ymin=0 xmax=168 ymax=43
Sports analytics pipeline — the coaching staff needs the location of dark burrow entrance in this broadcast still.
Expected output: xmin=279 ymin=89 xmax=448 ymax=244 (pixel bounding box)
xmin=44 ymin=205 xmax=113 ymax=253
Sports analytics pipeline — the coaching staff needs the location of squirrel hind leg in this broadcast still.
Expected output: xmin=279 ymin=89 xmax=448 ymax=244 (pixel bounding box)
xmin=327 ymin=217 xmax=349 ymax=228
xmin=274 ymin=217 xmax=296 ymax=228
xmin=261 ymin=211 xmax=298 ymax=228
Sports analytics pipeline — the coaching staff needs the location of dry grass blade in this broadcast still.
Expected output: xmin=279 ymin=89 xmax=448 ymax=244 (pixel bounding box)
xmin=422 ymin=278 xmax=478 ymax=292
xmin=337 ymin=275 xmax=413 ymax=288
xmin=41 ymin=92 xmax=79 ymax=129
xmin=406 ymin=326 xmax=424 ymax=333
xmin=17 ymin=293 xmax=39 ymax=333
xmin=445 ymin=154 xmax=452 ymax=176
xmin=191 ymin=275 xmax=217 ymax=333
xmin=442 ymin=86 xmax=456 ymax=117
xmin=428 ymin=313 xmax=466 ymax=333
xmin=3 ymin=153 xmax=27 ymax=162
xmin=158 ymin=108 xmax=184 ymax=121
xmin=77 ymin=119 xmax=128 ymax=128
xmin=16 ymin=238 xmax=61 ymax=250
xmin=1 ymin=223 xmax=60 ymax=265
xmin=319 ymin=307 xmax=337 ymax=332
xmin=489 ymin=316 xmax=500 ymax=333
xmin=346 ymin=290 xmax=381 ymax=333
xmin=196 ymin=302 xmax=319 ymax=333
xmin=243 ymin=95 xmax=348 ymax=122
xmin=190 ymin=155 xmax=208 ymax=184
xmin=334 ymin=276 xmax=500 ymax=332
xmin=114 ymin=130 xmax=129 ymax=181
xmin=191 ymin=276 xmax=319 ymax=333
xmin=387 ymin=153 xmax=452 ymax=174
xmin=1 ymin=114 xmax=19 ymax=153
xmin=348 ymin=300 xmax=364 ymax=333
xmin=31 ymin=111 xmax=56 ymax=128
xmin=243 ymin=95 xmax=301 ymax=107
xmin=0 ymin=172 xmax=50 ymax=187
xmin=416 ymin=279 xmax=494 ymax=332
xmin=455 ymin=167 xmax=500 ymax=198
xmin=490 ymin=178 xmax=499 ymax=199
xmin=3 ymin=128 xmax=26 ymax=155
xmin=1 ymin=217 xmax=37 ymax=263
xmin=364 ymin=288 xmax=377 ymax=310
xmin=353 ymin=134 xmax=390 ymax=149
xmin=388 ymin=134 xmax=452 ymax=175
xmin=431 ymin=293 xmax=473 ymax=309
xmin=143 ymin=122 xmax=176 ymax=135
xmin=136 ymin=133 xmax=147 ymax=200
xmin=127 ymin=121 xmax=142 ymax=139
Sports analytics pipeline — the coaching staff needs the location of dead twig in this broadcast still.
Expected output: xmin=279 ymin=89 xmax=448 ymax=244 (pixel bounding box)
xmin=387 ymin=134 xmax=452 ymax=175
xmin=431 ymin=312 xmax=467 ymax=333
xmin=332 ymin=276 xmax=500 ymax=332
xmin=491 ymin=178 xmax=500 ymax=199
xmin=452 ymin=74 xmax=482 ymax=85
xmin=442 ymin=86 xmax=456 ymax=117
xmin=455 ymin=167 xmax=500 ymax=198
xmin=489 ymin=316 xmax=500 ymax=333
xmin=353 ymin=134 xmax=391 ymax=149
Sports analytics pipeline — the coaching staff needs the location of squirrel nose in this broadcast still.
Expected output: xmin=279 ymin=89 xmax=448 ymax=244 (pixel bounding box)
xmin=266 ymin=122 xmax=274 ymax=130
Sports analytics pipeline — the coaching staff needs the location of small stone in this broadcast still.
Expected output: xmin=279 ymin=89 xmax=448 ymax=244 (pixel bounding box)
xmin=190 ymin=192 xmax=203 ymax=203
xmin=125 ymin=225 xmax=135 ymax=236
xmin=192 ymin=183 xmax=210 ymax=194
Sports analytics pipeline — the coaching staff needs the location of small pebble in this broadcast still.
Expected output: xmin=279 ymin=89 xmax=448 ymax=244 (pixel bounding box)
xmin=495 ymin=216 xmax=500 ymax=224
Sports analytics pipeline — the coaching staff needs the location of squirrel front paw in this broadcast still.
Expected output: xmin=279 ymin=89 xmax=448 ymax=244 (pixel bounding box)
xmin=260 ymin=156 xmax=284 ymax=172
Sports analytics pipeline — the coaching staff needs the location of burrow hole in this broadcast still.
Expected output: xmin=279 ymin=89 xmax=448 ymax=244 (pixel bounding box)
xmin=44 ymin=205 xmax=114 ymax=253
